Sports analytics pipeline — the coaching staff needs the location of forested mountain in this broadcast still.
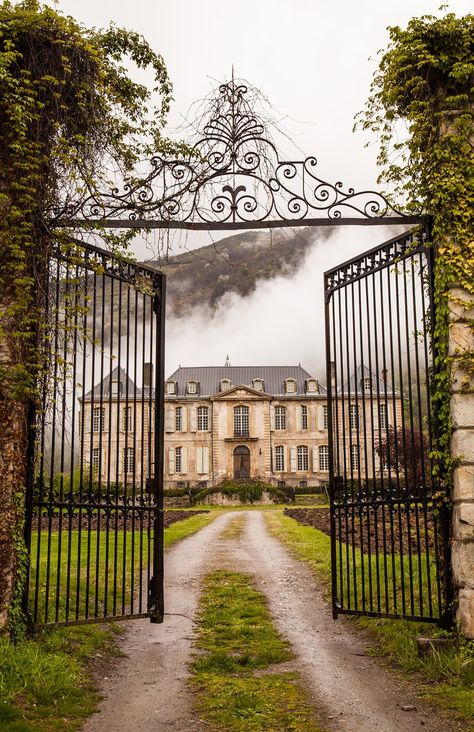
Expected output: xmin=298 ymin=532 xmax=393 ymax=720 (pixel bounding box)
xmin=146 ymin=227 xmax=334 ymax=317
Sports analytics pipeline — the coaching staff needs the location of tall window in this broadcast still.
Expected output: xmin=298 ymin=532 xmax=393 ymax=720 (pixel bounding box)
xmin=234 ymin=405 xmax=249 ymax=437
xmin=175 ymin=446 xmax=182 ymax=473
xmin=124 ymin=447 xmax=134 ymax=474
xmin=319 ymin=445 xmax=329 ymax=471
xmin=175 ymin=406 xmax=182 ymax=431
xmin=122 ymin=406 xmax=133 ymax=432
xmin=350 ymin=445 xmax=359 ymax=471
xmin=197 ymin=406 xmax=209 ymax=431
xmin=92 ymin=407 xmax=105 ymax=432
xmin=91 ymin=448 xmax=100 ymax=471
xmin=379 ymin=403 xmax=387 ymax=429
xmin=297 ymin=445 xmax=309 ymax=471
xmin=274 ymin=406 xmax=286 ymax=430
xmin=275 ymin=446 xmax=285 ymax=472
xmin=349 ymin=404 xmax=359 ymax=429
xmin=301 ymin=405 xmax=308 ymax=430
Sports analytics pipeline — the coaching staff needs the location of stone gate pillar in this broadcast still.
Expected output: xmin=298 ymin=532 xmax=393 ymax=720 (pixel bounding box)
xmin=449 ymin=285 xmax=474 ymax=638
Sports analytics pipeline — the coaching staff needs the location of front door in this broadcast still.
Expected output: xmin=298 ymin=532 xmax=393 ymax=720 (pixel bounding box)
xmin=234 ymin=445 xmax=250 ymax=479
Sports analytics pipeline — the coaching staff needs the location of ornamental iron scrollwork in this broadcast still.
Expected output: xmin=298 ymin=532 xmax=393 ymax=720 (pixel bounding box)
xmin=53 ymin=79 xmax=419 ymax=228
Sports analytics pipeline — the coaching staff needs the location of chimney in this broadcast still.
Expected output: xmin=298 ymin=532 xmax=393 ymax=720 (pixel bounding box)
xmin=381 ymin=368 xmax=388 ymax=383
xmin=143 ymin=362 xmax=153 ymax=388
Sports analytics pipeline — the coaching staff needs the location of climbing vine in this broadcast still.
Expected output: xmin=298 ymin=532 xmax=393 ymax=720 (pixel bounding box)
xmin=359 ymin=11 xmax=474 ymax=495
xmin=0 ymin=0 xmax=182 ymax=634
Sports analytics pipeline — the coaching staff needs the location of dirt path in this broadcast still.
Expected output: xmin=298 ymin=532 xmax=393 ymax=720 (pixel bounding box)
xmin=85 ymin=510 xmax=459 ymax=731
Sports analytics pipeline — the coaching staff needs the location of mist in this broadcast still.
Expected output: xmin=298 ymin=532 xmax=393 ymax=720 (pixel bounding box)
xmin=165 ymin=225 xmax=404 ymax=381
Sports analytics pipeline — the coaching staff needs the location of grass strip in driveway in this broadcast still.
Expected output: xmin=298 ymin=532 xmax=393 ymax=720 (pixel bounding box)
xmin=266 ymin=509 xmax=474 ymax=725
xmin=190 ymin=569 xmax=322 ymax=731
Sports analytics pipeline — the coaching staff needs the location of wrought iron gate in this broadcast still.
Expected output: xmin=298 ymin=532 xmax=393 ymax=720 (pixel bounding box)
xmin=324 ymin=228 xmax=451 ymax=625
xmin=24 ymin=240 xmax=165 ymax=628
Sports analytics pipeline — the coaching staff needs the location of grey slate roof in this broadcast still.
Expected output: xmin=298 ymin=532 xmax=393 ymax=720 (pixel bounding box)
xmin=83 ymin=366 xmax=142 ymax=401
xmin=340 ymin=365 xmax=400 ymax=396
xmin=166 ymin=365 xmax=326 ymax=398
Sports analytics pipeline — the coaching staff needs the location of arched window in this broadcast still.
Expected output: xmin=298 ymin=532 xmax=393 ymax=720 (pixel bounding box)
xmin=234 ymin=405 xmax=249 ymax=437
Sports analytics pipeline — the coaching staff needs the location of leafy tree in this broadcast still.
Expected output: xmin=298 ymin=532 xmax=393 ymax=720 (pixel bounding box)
xmin=0 ymin=0 xmax=178 ymax=634
xmin=375 ymin=426 xmax=431 ymax=490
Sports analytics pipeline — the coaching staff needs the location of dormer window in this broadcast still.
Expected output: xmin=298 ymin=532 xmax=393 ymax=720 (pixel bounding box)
xmin=220 ymin=378 xmax=231 ymax=392
xmin=284 ymin=378 xmax=297 ymax=394
xmin=187 ymin=380 xmax=198 ymax=395
xmin=363 ymin=377 xmax=371 ymax=392
xmin=252 ymin=378 xmax=264 ymax=392
xmin=306 ymin=379 xmax=318 ymax=393
xmin=110 ymin=380 xmax=121 ymax=397
xmin=166 ymin=380 xmax=176 ymax=395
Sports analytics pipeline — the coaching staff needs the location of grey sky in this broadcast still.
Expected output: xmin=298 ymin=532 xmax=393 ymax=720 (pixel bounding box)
xmin=47 ymin=1 xmax=471 ymax=373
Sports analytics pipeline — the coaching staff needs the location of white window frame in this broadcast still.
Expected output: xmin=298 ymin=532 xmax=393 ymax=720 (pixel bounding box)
xmin=166 ymin=381 xmax=176 ymax=395
xmin=274 ymin=406 xmax=286 ymax=430
xmin=175 ymin=446 xmax=182 ymax=473
xmin=379 ymin=403 xmax=387 ymax=429
xmin=306 ymin=379 xmax=317 ymax=393
xmin=319 ymin=445 xmax=329 ymax=471
xmin=123 ymin=447 xmax=134 ymax=475
xmin=349 ymin=404 xmax=359 ymax=429
xmin=175 ymin=406 xmax=182 ymax=431
xmin=92 ymin=407 xmax=105 ymax=433
xmin=297 ymin=445 xmax=309 ymax=471
xmin=323 ymin=404 xmax=328 ymax=430
xmin=350 ymin=444 xmax=359 ymax=471
xmin=187 ymin=380 xmax=197 ymax=394
xmin=285 ymin=379 xmax=296 ymax=394
xmin=234 ymin=405 xmax=249 ymax=437
xmin=197 ymin=406 xmax=209 ymax=431
xmin=363 ymin=377 xmax=372 ymax=392
xmin=301 ymin=405 xmax=308 ymax=430
xmin=122 ymin=406 xmax=133 ymax=433
xmin=91 ymin=448 xmax=100 ymax=471
xmin=275 ymin=445 xmax=285 ymax=472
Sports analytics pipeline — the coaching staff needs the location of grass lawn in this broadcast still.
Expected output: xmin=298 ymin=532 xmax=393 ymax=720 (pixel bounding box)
xmin=1 ymin=510 xmax=217 ymax=731
xmin=266 ymin=509 xmax=474 ymax=725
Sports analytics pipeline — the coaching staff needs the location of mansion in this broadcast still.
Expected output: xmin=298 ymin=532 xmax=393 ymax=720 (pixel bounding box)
xmin=79 ymin=362 xmax=401 ymax=490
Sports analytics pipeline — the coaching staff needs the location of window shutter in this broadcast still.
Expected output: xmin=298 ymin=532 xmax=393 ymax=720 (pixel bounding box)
xmin=312 ymin=447 xmax=318 ymax=472
xmin=196 ymin=446 xmax=203 ymax=474
xmin=165 ymin=408 xmax=174 ymax=433
xmin=190 ymin=407 xmax=197 ymax=432
xmin=290 ymin=446 xmax=297 ymax=472
xmin=202 ymin=446 xmax=209 ymax=473
xmin=182 ymin=407 xmax=188 ymax=432
xmin=181 ymin=447 xmax=188 ymax=474
xmin=283 ymin=446 xmax=287 ymax=472
xmin=168 ymin=447 xmax=175 ymax=475
xmin=318 ymin=406 xmax=324 ymax=430
xmin=296 ymin=406 xmax=302 ymax=430
xmin=270 ymin=406 xmax=275 ymax=430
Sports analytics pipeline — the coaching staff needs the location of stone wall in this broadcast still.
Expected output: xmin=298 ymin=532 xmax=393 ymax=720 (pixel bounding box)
xmin=449 ymin=285 xmax=474 ymax=638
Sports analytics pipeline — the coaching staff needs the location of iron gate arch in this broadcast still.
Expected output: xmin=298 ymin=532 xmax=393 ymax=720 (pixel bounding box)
xmin=324 ymin=227 xmax=451 ymax=625
xmin=24 ymin=76 xmax=451 ymax=629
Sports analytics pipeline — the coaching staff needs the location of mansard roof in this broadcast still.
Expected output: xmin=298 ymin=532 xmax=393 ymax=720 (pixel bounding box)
xmin=166 ymin=365 xmax=325 ymax=398
xmin=339 ymin=365 xmax=400 ymax=396
xmin=82 ymin=365 xmax=142 ymax=402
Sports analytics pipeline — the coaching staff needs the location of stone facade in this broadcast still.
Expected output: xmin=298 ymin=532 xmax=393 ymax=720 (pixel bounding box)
xmin=449 ymin=285 xmax=474 ymax=639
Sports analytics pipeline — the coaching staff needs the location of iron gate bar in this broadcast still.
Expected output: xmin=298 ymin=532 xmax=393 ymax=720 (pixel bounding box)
xmin=324 ymin=226 xmax=451 ymax=625
xmin=23 ymin=239 xmax=165 ymax=628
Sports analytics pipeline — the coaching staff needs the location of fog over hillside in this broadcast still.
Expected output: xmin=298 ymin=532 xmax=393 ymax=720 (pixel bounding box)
xmin=157 ymin=225 xmax=402 ymax=379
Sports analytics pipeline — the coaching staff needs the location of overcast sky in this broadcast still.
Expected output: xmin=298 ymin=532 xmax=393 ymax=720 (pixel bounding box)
xmin=48 ymin=1 xmax=471 ymax=375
